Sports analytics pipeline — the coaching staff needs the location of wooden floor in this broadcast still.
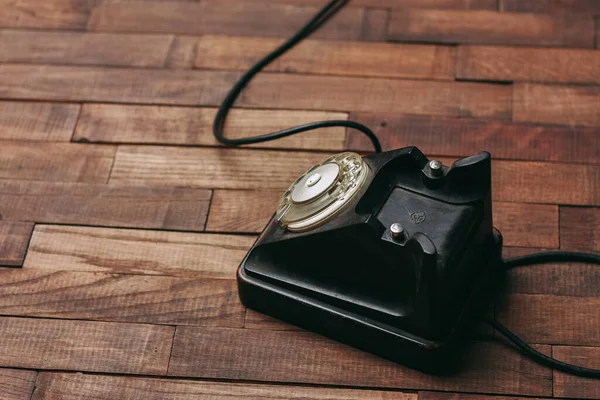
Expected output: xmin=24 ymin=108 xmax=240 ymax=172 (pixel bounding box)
xmin=0 ymin=0 xmax=599 ymax=399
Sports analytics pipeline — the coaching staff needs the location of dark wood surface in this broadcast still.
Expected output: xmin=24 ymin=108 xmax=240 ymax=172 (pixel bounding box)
xmin=0 ymin=0 xmax=598 ymax=399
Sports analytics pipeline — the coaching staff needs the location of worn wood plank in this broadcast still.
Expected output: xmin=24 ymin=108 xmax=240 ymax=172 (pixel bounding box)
xmin=32 ymin=372 xmax=416 ymax=400
xmin=0 ymin=141 xmax=115 ymax=183
xmin=0 ymin=65 xmax=236 ymax=106
xmin=0 ymin=269 xmax=244 ymax=327
xmin=0 ymin=30 xmax=173 ymax=67
xmin=419 ymin=392 xmax=545 ymax=400
xmin=0 ymin=221 xmax=34 ymax=267
xmin=560 ymin=207 xmax=600 ymax=251
xmin=110 ymin=147 xmax=332 ymax=190
xmin=554 ymin=345 xmax=600 ymax=399
xmin=165 ymin=36 xmax=198 ymax=69
xmin=506 ymin=262 xmax=600 ymax=296
xmin=270 ymin=0 xmax=498 ymax=9
xmin=501 ymin=0 xmax=600 ymax=15
xmin=360 ymin=8 xmax=389 ymax=42
xmin=0 ymin=316 xmax=173 ymax=374
xmin=388 ymin=9 xmax=594 ymax=48
xmin=195 ymin=35 xmax=456 ymax=80
xmin=87 ymin=0 xmax=364 ymax=40
xmin=497 ymin=293 xmax=600 ymax=345
xmin=236 ymin=74 xmax=512 ymax=118
xmin=0 ymin=0 xmax=98 ymax=30
xmin=0 ymin=65 xmax=511 ymax=117
xmin=245 ymin=309 xmax=301 ymax=332
xmin=514 ymin=83 xmax=600 ymax=127
xmin=0 ymin=101 xmax=80 ymax=142
xmin=169 ymin=327 xmax=552 ymax=396
xmin=0 ymin=180 xmax=211 ymax=231
xmin=345 ymin=113 xmax=600 ymax=164
xmin=0 ymin=368 xmax=36 ymax=400
xmin=208 ymin=190 xmax=557 ymax=247
xmin=456 ymin=45 xmax=600 ymax=85
xmin=74 ymin=104 xmax=348 ymax=151
xmin=25 ymin=225 xmax=252 ymax=278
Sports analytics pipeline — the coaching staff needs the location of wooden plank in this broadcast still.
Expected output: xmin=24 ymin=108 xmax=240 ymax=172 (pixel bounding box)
xmin=388 ymin=9 xmax=595 ymax=48
xmin=0 ymin=368 xmax=36 ymax=400
xmin=360 ymin=8 xmax=389 ymax=42
xmin=269 ymin=0 xmax=498 ymax=9
xmin=0 ymin=101 xmax=80 ymax=142
xmin=345 ymin=113 xmax=600 ymax=164
xmin=169 ymin=327 xmax=552 ymax=396
xmin=236 ymin=74 xmax=512 ymax=118
xmin=0 ymin=64 xmax=235 ymax=106
xmin=0 ymin=30 xmax=173 ymax=67
xmin=0 ymin=141 xmax=115 ymax=183
xmin=207 ymin=190 xmax=557 ymax=247
xmin=110 ymin=147 xmax=332 ymax=190
xmin=195 ymin=35 xmax=456 ymax=80
xmin=497 ymin=293 xmax=600 ymax=345
xmin=506 ymin=262 xmax=600 ymax=296
xmin=419 ymin=392 xmax=545 ymax=400
xmin=87 ymin=0 xmax=364 ymax=40
xmin=245 ymin=309 xmax=301 ymax=331
xmin=32 ymin=372 xmax=417 ymax=400
xmin=513 ymin=82 xmax=600 ymax=127
xmin=560 ymin=207 xmax=600 ymax=251
xmin=0 ymin=221 xmax=34 ymax=267
xmin=0 ymin=316 xmax=173 ymax=374
xmin=0 ymin=269 xmax=244 ymax=327
xmin=0 ymin=65 xmax=511 ymax=117
xmin=164 ymin=36 xmax=198 ymax=69
xmin=74 ymin=104 xmax=348 ymax=151
xmin=554 ymin=345 xmax=600 ymax=399
xmin=25 ymin=225 xmax=253 ymax=278
xmin=0 ymin=0 xmax=97 ymax=30
xmin=501 ymin=0 xmax=600 ymax=15
xmin=0 ymin=180 xmax=211 ymax=231
xmin=456 ymin=45 xmax=600 ymax=84
xmin=494 ymin=202 xmax=558 ymax=248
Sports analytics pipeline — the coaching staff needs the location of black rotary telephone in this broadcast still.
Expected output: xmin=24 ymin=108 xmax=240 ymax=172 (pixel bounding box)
xmin=212 ymin=0 xmax=600 ymax=377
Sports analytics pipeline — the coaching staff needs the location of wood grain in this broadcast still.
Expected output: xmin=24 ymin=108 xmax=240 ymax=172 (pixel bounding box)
xmin=0 ymin=65 xmax=511 ymax=117
xmin=0 ymin=221 xmax=34 ymax=267
xmin=360 ymin=8 xmax=389 ymax=42
xmin=110 ymin=146 xmax=332 ymax=190
xmin=456 ymin=45 xmax=600 ymax=84
xmin=388 ymin=9 xmax=595 ymax=47
xmin=0 ymin=0 xmax=97 ymax=30
xmin=506 ymin=262 xmax=600 ymax=296
xmin=74 ymin=104 xmax=348 ymax=151
xmin=0 ymin=141 xmax=115 ymax=183
xmin=0 ymin=30 xmax=173 ymax=67
xmin=270 ymin=0 xmax=498 ymax=10
xmin=169 ymin=327 xmax=552 ymax=396
xmin=165 ymin=36 xmax=198 ymax=69
xmin=494 ymin=202 xmax=558 ymax=248
xmin=0 ymin=180 xmax=211 ymax=231
xmin=419 ymin=392 xmax=545 ymax=400
xmin=0 ymin=101 xmax=80 ymax=142
xmin=0 ymin=64 xmax=236 ymax=105
xmin=206 ymin=190 xmax=280 ymax=233
xmin=237 ymin=74 xmax=512 ymax=118
xmin=0 ymin=316 xmax=173 ymax=374
xmin=560 ymin=207 xmax=600 ymax=251
xmin=0 ymin=368 xmax=36 ymax=400
xmin=501 ymin=0 xmax=600 ymax=15
xmin=245 ymin=309 xmax=302 ymax=332
xmin=345 ymin=113 xmax=600 ymax=164
xmin=513 ymin=83 xmax=600 ymax=127
xmin=497 ymin=293 xmax=600 ymax=345
xmin=554 ymin=345 xmax=600 ymax=399
xmin=88 ymin=0 xmax=364 ymax=40
xmin=195 ymin=35 xmax=456 ymax=80
xmin=0 ymin=269 xmax=244 ymax=327
xmin=25 ymin=225 xmax=253 ymax=278
xmin=32 ymin=372 xmax=417 ymax=400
